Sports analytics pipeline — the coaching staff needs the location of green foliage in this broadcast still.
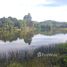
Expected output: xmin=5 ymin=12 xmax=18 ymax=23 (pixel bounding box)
xmin=6 ymin=56 xmax=60 ymax=67
xmin=7 ymin=62 xmax=23 ymax=67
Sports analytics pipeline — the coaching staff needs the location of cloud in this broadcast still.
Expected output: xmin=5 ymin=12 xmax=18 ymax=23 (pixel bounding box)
xmin=0 ymin=0 xmax=67 ymax=22
xmin=31 ymin=6 xmax=67 ymax=22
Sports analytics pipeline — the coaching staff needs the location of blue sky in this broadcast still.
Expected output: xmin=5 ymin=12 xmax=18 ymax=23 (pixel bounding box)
xmin=0 ymin=0 xmax=67 ymax=22
xmin=53 ymin=0 xmax=67 ymax=6
xmin=38 ymin=0 xmax=67 ymax=7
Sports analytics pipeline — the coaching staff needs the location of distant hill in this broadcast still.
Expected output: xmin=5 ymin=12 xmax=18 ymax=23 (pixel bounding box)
xmin=39 ymin=20 xmax=67 ymax=28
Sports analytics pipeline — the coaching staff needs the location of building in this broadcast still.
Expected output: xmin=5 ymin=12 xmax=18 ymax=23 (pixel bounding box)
xmin=23 ymin=13 xmax=33 ymax=27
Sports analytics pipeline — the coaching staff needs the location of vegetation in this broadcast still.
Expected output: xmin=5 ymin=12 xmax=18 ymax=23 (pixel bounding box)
xmin=0 ymin=17 xmax=67 ymax=44
xmin=0 ymin=15 xmax=67 ymax=67
xmin=0 ymin=43 xmax=66 ymax=67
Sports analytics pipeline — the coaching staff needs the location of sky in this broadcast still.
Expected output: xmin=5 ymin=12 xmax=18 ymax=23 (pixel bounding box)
xmin=0 ymin=0 xmax=67 ymax=22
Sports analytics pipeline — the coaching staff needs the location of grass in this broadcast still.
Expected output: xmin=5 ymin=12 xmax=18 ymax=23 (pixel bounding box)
xmin=7 ymin=56 xmax=60 ymax=67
